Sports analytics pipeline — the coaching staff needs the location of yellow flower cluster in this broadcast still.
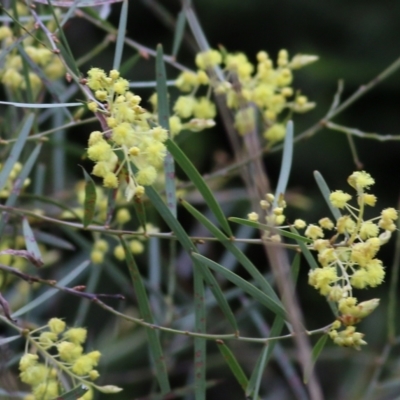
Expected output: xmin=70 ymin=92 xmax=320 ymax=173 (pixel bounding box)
xmin=149 ymin=66 xmax=216 ymax=137
xmin=20 ymin=318 xmax=103 ymax=400
xmin=304 ymin=171 xmax=397 ymax=348
xmin=247 ymin=171 xmax=397 ymax=348
xmin=86 ymin=68 xmax=168 ymax=199
xmin=0 ymin=5 xmax=64 ymax=94
xmin=182 ymin=48 xmax=317 ymax=144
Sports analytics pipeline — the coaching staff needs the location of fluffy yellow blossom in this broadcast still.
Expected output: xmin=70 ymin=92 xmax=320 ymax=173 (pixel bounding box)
xmin=63 ymin=328 xmax=87 ymax=344
xmin=57 ymin=341 xmax=83 ymax=362
xmin=347 ymin=171 xmax=375 ymax=191
xmin=305 ymin=224 xmax=324 ymax=240
xmin=330 ymin=190 xmax=352 ymax=208
xmin=173 ymin=95 xmax=196 ymax=119
xmin=48 ymin=318 xmax=66 ymax=334
xmin=319 ymin=217 xmax=334 ymax=230
xmin=264 ymin=124 xmax=286 ymax=143
xmin=195 ymin=49 xmax=222 ymax=69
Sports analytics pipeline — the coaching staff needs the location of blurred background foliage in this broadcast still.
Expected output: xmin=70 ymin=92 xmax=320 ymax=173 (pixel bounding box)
xmin=2 ymin=1 xmax=400 ymax=399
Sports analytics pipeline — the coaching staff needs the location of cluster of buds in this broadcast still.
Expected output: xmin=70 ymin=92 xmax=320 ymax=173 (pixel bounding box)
xmin=0 ymin=4 xmax=64 ymax=95
xmin=248 ymin=193 xmax=288 ymax=242
xmin=186 ymin=48 xmax=317 ymax=145
xmin=86 ymin=68 xmax=169 ymax=200
xmin=19 ymin=318 xmax=120 ymax=400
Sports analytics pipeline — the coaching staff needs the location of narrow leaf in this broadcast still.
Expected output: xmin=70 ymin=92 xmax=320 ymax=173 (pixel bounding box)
xmin=194 ymin=261 xmax=206 ymax=400
xmin=105 ymin=188 xmax=117 ymax=227
xmin=0 ymin=101 xmax=81 ymax=108
xmin=46 ymin=2 xmax=80 ymax=77
xmin=12 ymin=260 xmax=89 ymax=318
xmin=156 ymin=45 xmax=176 ymax=218
xmin=193 ymin=253 xmax=287 ymax=319
xmin=273 ymin=120 xmax=293 ymax=208
xmin=138 ymin=174 xmax=238 ymax=332
xmin=247 ymin=316 xmax=285 ymax=399
xmin=166 ymin=138 xmax=232 ymax=236
xmin=119 ymin=53 xmax=141 ymax=76
xmin=0 ymin=113 xmax=34 ymax=192
xmin=181 ymin=199 xmax=283 ymax=306
xmin=55 ymin=385 xmax=88 ymax=400
xmin=314 ymin=171 xmax=342 ymax=221
xmin=0 ymin=335 xmax=20 ymax=346
xmin=113 ymin=0 xmax=128 ymax=70
xmin=0 ymin=143 xmax=43 ymax=237
xmin=121 ymin=238 xmax=171 ymax=395
xmin=79 ymin=166 xmax=97 ymax=228
xmin=34 ymin=230 xmax=75 ymax=251
xmin=216 ymin=340 xmax=248 ymax=391
xmin=22 ymin=217 xmax=44 ymax=267
xmin=193 ymin=256 xmax=238 ymax=332
xmin=172 ymin=11 xmax=186 ymax=58
xmin=304 ymin=334 xmax=328 ymax=384
xmin=248 ymin=344 xmax=268 ymax=400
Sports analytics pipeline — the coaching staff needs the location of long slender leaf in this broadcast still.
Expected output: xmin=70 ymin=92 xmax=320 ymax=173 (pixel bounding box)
xmin=0 ymin=101 xmax=81 ymax=108
xmin=248 ymin=344 xmax=268 ymax=400
xmin=314 ymin=171 xmax=342 ymax=221
xmin=119 ymin=53 xmax=141 ymax=76
xmin=142 ymin=181 xmax=238 ymax=332
xmin=247 ymin=254 xmax=302 ymax=399
xmin=12 ymin=260 xmax=89 ymax=318
xmin=22 ymin=217 xmax=43 ymax=267
xmin=0 ymin=335 xmax=20 ymax=346
xmin=0 ymin=113 xmax=34 ymax=192
xmin=113 ymin=0 xmax=128 ymax=70
xmin=156 ymin=45 xmax=176 ymax=218
xmin=194 ymin=260 xmax=206 ymax=400
xmin=216 ymin=340 xmax=248 ymax=391
xmin=304 ymin=334 xmax=328 ymax=384
xmin=181 ymin=199 xmax=283 ymax=306
xmin=120 ymin=237 xmax=171 ymax=395
xmin=46 ymin=2 xmax=80 ymax=77
xmin=166 ymin=138 xmax=232 ymax=236
xmin=34 ymin=230 xmax=75 ymax=251
xmin=193 ymin=253 xmax=287 ymax=319
xmin=0 ymin=143 xmax=43 ymax=237
xmin=273 ymin=120 xmax=293 ymax=208
xmin=55 ymin=385 xmax=88 ymax=400
xmin=172 ymin=10 xmax=186 ymax=58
